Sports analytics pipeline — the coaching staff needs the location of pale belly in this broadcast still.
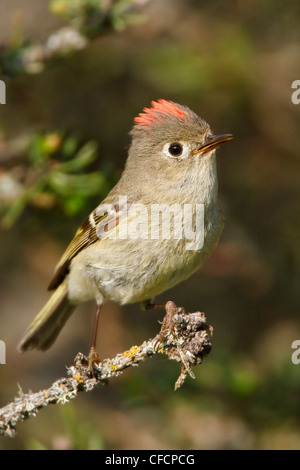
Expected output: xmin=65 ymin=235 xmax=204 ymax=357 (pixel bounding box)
xmin=67 ymin=209 xmax=224 ymax=305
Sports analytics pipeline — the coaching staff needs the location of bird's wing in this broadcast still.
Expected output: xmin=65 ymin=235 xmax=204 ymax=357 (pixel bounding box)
xmin=48 ymin=200 xmax=128 ymax=291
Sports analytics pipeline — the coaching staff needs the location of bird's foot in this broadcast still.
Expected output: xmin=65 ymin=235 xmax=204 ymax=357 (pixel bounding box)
xmin=143 ymin=300 xmax=166 ymax=311
xmin=153 ymin=300 xmax=184 ymax=350
xmin=87 ymin=346 xmax=100 ymax=377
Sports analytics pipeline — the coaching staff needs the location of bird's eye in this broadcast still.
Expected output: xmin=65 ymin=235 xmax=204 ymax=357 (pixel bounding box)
xmin=168 ymin=143 xmax=183 ymax=157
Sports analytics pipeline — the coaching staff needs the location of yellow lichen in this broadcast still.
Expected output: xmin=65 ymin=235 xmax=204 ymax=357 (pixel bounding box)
xmin=123 ymin=345 xmax=140 ymax=358
xmin=74 ymin=373 xmax=84 ymax=384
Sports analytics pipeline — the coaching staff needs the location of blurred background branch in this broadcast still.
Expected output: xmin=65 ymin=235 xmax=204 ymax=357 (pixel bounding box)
xmin=0 ymin=0 xmax=146 ymax=229
xmin=0 ymin=0 xmax=146 ymax=76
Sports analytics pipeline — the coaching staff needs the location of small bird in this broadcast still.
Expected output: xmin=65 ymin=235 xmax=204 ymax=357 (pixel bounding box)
xmin=18 ymin=99 xmax=233 ymax=364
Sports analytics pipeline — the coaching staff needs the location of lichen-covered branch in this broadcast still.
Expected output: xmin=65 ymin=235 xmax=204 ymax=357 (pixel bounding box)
xmin=0 ymin=301 xmax=212 ymax=438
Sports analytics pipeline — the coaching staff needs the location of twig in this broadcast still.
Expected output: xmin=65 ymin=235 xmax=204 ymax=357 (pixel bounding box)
xmin=0 ymin=301 xmax=212 ymax=438
xmin=0 ymin=0 xmax=147 ymax=76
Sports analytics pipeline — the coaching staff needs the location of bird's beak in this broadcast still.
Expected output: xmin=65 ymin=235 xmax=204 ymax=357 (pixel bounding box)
xmin=193 ymin=134 xmax=233 ymax=155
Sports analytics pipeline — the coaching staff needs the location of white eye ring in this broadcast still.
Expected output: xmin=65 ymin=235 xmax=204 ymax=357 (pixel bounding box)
xmin=163 ymin=142 xmax=190 ymax=159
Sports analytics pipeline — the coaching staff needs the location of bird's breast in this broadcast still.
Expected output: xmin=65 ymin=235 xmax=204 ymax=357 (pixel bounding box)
xmin=68 ymin=199 xmax=223 ymax=305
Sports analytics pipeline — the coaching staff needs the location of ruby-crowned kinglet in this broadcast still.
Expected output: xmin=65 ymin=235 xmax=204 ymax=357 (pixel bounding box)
xmin=18 ymin=99 xmax=233 ymax=359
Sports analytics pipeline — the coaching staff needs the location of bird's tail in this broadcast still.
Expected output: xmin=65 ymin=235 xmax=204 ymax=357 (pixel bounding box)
xmin=18 ymin=281 xmax=75 ymax=353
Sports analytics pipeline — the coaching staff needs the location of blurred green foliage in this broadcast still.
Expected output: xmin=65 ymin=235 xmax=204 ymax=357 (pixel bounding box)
xmin=0 ymin=132 xmax=112 ymax=227
xmin=27 ymin=404 xmax=104 ymax=450
xmin=50 ymin=0 xmax=144 ymax=35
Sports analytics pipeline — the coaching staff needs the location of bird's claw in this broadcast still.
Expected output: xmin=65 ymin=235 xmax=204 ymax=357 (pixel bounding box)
xmin=88 ymin=346 xmax=100 ymax=377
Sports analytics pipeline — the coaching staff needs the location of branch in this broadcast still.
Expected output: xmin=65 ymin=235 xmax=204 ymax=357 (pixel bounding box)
xmin=0 ymin=301 xmax=212 ymax=438
xmin=0 ymin=0 xmax=147 ymax=76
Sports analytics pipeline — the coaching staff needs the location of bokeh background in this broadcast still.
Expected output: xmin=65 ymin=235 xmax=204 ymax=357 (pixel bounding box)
xmin=0 ymin=0 xmax=300 ymax=450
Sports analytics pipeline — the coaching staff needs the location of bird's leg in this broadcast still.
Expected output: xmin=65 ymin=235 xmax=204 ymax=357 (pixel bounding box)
xmin=143 ymin=299 xmax=166 ymax=311
xmin=88 ymin=303 xmax=102 ymax=375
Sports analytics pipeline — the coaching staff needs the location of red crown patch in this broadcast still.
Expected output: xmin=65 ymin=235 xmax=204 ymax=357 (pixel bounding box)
xmin=134 ymin=99 xmax=187 ymax=126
